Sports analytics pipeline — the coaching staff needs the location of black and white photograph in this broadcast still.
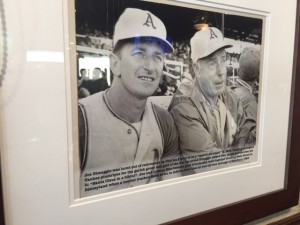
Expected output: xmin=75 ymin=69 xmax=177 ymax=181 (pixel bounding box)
xmin=75 ymin=0 xmax=262 ymax=198
xmin=1 ymin=0 xmax=300 ymax=224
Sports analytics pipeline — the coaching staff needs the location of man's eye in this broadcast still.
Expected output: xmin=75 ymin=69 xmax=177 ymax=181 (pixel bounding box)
xmin=154 ymin=55 xmax=163 ymax=62
xmin=133 ymin=51 xmax=144 ymax=57
xmin=208 ymin=60 xmax=216 ymax=67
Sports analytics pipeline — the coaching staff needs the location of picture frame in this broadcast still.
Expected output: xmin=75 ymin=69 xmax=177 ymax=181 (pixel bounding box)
xmin=0 ymin=0 xmax=299 ymax=225
xmin=73 ymin=0 xmax=263 ymax=199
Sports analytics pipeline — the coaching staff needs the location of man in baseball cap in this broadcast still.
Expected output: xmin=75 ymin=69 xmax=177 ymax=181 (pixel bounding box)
xmin=78 ymin=8 xmax=179 ymax=197
xmin=233 ymin=47 xmax=260 ymax=119
xmin=169 ymin=27 xmax=257 ymax=173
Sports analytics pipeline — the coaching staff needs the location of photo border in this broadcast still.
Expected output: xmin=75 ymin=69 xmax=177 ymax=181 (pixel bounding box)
xmin=72 ymin=0 xmax=265 ymax=201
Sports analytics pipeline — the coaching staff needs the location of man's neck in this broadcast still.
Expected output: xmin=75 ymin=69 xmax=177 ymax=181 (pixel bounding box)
xmin=196 ymin=80 xmax=218 ymax=106
xmin=106 ymin=88 xmax=147 ymax=123
xmin=203 ymin=92 xmax=218 ymax=106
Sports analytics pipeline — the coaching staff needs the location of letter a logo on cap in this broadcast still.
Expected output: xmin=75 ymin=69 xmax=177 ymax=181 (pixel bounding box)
xmin=209 ymin=28 xmax=218 ymax=39
xmin=143 ymin=13 xmax=157 ymax=29
xmin=113 ymin=8 xmax=174 ymax=53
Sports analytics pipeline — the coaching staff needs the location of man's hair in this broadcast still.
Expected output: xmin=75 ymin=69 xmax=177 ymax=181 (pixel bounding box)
xmin=112 ymin=38 xmax=133 ymax=56
xmin=188 ymin=58 xmax=196 ymax=80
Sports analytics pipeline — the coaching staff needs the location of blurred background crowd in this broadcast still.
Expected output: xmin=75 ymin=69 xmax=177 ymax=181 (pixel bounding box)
xmin=75 ymin=0 xmax=262 ymax=100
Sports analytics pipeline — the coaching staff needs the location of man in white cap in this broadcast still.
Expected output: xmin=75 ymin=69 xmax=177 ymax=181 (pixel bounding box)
xmin=233 ymin=47 xmax=260 ymax=119
xmin=168 ymin=27 xmax=256 ymax=171
xmin=78 ymin=8 xmax=179 ymax=197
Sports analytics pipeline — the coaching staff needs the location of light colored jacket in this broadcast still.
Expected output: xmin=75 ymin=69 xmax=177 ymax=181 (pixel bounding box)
xmin=168 ymin=80 xmax=256 ymax=157
xmin=232 ymin=78 xmax=258 ymax=120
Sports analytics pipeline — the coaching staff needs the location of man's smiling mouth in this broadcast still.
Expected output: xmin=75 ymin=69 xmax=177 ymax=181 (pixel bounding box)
xmin=215 ymin=81 xmax=223 ymax=85
xmin=138 ymin=76 xmax=154 ymax=82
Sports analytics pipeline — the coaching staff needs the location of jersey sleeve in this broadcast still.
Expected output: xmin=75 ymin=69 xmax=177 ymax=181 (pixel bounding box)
xmin=153 ymin=104 xmax=184 ymax=179
xmin=153 ymin=104 xmax=180 ymax=160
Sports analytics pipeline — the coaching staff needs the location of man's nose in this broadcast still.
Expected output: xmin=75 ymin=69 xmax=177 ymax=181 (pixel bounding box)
xmin=216 ymin=61 xmax=225 ymax=76
xmin=143 ymin=56 xmax=155 ymax=71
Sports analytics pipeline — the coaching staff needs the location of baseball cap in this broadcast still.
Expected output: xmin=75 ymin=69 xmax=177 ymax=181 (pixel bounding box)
xmin=238 ymin=47 xmax=260 ymax=81
xmin=113 ymin=8 xmax=173 ymax=53
xmin=190 ymin=27 xmax=232 ymax=62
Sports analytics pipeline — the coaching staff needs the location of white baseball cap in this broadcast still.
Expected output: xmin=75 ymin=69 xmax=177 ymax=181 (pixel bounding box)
xmin=113 ymin=8 xmax=173 ymax=53
xmin=190 ymin=27 xmax=232 ymax=62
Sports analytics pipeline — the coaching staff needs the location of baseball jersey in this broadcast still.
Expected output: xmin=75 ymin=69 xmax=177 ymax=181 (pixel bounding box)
xmin=78 ymin=91 xmax=179 ymax=197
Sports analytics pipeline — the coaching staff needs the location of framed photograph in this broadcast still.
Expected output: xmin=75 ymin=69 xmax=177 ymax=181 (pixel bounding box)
xmin=0 ymin=0 xmax=299 ymax=224
xmin=74 ymin=0 xmax=263 ymax=199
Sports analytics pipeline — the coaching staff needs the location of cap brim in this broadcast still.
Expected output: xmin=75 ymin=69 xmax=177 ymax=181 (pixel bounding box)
xmin=200 ymin=43 xmax=233 ymax=59
xmin=161 ymin=39 xmax=174 ymax=54
xmin=124 ymin=36 xmax=174 ymax=54
xmin=139 ymin=36 xmax=174 ymax=53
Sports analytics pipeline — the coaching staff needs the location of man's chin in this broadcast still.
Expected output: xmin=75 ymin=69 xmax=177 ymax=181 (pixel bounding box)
xmin=135 ymin=90 xmax=157 ymax=100
xmin=215 ymin=86 xmax=225 ymax=96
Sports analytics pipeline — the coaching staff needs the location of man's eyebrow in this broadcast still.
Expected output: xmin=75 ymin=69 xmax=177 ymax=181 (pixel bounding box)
xmin=208 ymin=54 xmax=226 ymax=61
xmin=132 ymin=46 xmax=164 ymax=55
xmin=207 ymin=56 xmax=217 ymax=61
xmin=154 ymin=50 xmax=164 ymax=55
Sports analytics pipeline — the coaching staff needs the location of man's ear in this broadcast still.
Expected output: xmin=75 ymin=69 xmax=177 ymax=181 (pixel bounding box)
xmin=109 ymin=53 xmax=121 ymax=77
xmin=192 ymin=62 xmax=200 ymax=78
